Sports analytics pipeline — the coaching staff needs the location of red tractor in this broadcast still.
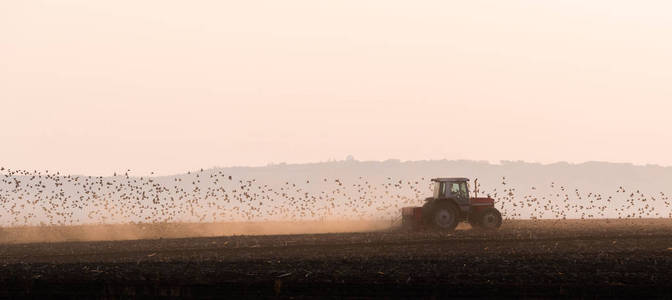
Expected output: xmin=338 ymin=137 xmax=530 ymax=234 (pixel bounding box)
xmin=402 ymin=178 xmax=502 ymax=231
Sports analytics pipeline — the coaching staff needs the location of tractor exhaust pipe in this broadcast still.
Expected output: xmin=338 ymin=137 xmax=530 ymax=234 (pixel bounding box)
xmin=474 ymin=178 xmax=478 ymax=198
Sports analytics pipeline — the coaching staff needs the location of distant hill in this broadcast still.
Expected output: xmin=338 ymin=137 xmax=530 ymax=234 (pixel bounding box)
xmin=1 ymin=160 xmax=670 ymax=226
xmin=205 ymin=159 xmax=672 ymax=194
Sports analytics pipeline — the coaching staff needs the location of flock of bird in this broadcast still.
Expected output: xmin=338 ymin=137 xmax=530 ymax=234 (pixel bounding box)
xmin=0 ymin=167 xmax=670 ymax=227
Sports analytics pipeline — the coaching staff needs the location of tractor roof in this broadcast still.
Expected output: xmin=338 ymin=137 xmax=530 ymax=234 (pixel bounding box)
xmin=431 ymin=177 xmax=469 ymax=182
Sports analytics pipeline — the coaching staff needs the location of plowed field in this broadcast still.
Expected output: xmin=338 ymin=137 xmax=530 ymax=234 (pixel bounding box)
xmin=1 ymin=219 xmax=671 ymax=298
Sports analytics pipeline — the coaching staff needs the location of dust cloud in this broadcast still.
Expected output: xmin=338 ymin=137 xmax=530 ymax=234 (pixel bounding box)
xmin=0 ymin=220 xmax=393 ymax=244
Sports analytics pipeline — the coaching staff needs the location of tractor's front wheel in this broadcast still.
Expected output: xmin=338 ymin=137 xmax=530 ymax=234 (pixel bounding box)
xmin=429 ymin=203 xmax=460 ymax=231
xmin=473 ymin=207 xmax=502 ymax=230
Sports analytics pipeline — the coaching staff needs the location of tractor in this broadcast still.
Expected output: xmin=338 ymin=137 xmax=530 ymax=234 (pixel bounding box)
xmin=401 ymin=178 xmax=502 ymax=231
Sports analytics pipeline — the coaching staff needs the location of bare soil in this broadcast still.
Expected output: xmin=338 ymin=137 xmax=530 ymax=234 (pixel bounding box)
xmin=1 ymin=219 xmax=672 ymax=298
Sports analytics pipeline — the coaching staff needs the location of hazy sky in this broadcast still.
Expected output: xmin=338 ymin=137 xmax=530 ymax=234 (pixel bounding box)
xmin=1 ymin=0 xmax=671 ymax=175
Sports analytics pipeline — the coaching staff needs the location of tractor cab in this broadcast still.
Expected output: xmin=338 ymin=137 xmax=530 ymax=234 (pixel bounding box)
xmin=431 ymin=178 xmax=470 ymax=205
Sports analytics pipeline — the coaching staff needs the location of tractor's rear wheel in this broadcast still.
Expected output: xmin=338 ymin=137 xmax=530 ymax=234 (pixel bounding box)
xmin=474 ymin=207 xmax=502 ymax=230
xmin=429 ymin=203 xmax=459 ymax=231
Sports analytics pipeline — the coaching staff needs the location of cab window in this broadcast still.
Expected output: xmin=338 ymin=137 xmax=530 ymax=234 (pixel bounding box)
xmin=433 ymin=182 xmax=447 ymax=198
xmin=459 ymin=182 xmax=467 ymax=196
xmin=450 ymin=183 xmax=460 ymax=194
